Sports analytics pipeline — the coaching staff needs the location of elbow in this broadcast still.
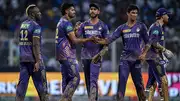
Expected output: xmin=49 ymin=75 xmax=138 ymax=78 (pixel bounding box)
xmin=71 ymin=39 xmax=78 ymax=44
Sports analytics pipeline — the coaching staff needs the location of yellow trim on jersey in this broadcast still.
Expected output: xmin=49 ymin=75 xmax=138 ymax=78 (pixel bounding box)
xmin=122 ymin=29 xmax=131 ymax=33
xmin=33 ymin=36 xmax=40 ymax=38
xmin=84 ymin=26 xmax=93 ymax=29
xmin=161 ymin=36 xmax=164 ymax=40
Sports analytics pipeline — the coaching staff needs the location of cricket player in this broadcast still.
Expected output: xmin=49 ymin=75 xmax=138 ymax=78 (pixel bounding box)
xmin=139 ymin=8 xmax=174 ymax=101
xmin=16 ymin=4 xmax=48 ymax=101
xmin=56 ymin=3 xmax=94 ymax=101
xmin=77 ymin=3 xmax=109 ymax=101
xmin=93 ymin=4 xmax=148 ymax=101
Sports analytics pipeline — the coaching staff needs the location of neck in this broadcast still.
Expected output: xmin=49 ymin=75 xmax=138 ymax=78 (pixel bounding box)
xmin=64 ymin=15 xmax=71 ymax=21
xmin=29 ymin=16 xmax=36 ymax=21
xmin=157 ymin=19 xmax=164 ymax=26
xmin=127 ymin=19 xmax=136 ymax=27
xmin=90 ymin=17 xmax=99 ymax=25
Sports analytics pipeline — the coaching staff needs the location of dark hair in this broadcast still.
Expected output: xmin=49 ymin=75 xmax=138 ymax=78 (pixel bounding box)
xmin=26 ymin=4 xmax=37 ymax=16
xmin=127 ymin=4 xmax=139 ymax=13
xmin=61 ymin=3 xmax=74 ymax=15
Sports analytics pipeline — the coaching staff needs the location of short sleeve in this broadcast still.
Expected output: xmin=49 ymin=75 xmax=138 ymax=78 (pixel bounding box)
xmin=64 ymin=21 xmax=74 ymax=35
xmin=140 ymin=23 xmax=149 ymax=44
xmin=107 ymin=25 xmax=122 ymax=44
xmin=102 ymin=24 xmax=109 ymax=38
xmin=33 ymin=25 xmax=41 ymax=38
xmin=77 ymin=22 xmax=85 ymax=37
xmin=148 ymin=26 xmax=161 ymax=45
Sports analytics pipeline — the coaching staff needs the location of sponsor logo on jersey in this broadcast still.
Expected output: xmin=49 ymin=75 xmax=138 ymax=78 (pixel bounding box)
xmin=152 ymin=30 xmax=159 ymax=35
xmin=85 ymin=30 xmax=101 ymax=35
xmin=85 ymin=26 xmax=93 ymax=29
xmin=20 ymin=24 xmax=30 ymax=29
xmin=122 ymin=29 xmax=131 ymax=33
xmin=34 ymin=29 xmax=41 ymax=34
xmin=123 ymin=33 xmax=140 ymax=38
xmin=66 ymin=26 xmax=73 ymax=32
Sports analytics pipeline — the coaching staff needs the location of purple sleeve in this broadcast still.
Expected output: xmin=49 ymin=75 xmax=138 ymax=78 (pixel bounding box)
xmin=141 ymin=24 xmax=149 ymax=44
xmin=148 ymin=27 xmax=161 ymax=45
xmin=77 ymin=23 xmax=84 ymax=37
xmin=64 ymin=21 xmax=74 ymax=35
xmin=102 ymin=24 xmax=109 ymax=38
xmin=33 ymin=25 xmax=41 ymax=38
xmin=107 ymin=25 xmax=122 ymax=44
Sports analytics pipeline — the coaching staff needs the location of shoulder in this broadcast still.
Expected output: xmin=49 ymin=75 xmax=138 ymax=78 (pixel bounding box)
xmin=150 ymin=23 xmax=161 ymax=30
xmin=83 ymin=20 xmax=89 ymax=25
xmin=150 ymin=23 xmax=161 ymax=35
xmin=99 ymin=20 xmax=108 ymax=28
xmin=117 ymin=23 xmax=126 ymax=30
xmin=137 ymin=22 xmax=147 ymax=28
xmin=60 ymin=18 xmax=73 ymax=26
xmin=30 ymin=20 xmax=39 ymax=26
xmin=27 ymin=20 xmax=40 ymax=30
xmin=80 ymin=21 xmax=88 ymax=27
xmin=64 ymin=20 xmax=73 ymax=26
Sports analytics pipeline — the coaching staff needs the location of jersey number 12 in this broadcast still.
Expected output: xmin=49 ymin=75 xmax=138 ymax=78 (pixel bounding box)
xmin=20 ymin=30 xmax=28 ymax=41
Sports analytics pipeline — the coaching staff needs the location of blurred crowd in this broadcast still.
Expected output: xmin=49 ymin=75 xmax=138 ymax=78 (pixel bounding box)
xmin=0 ymin=0 xmax=180 ymax=71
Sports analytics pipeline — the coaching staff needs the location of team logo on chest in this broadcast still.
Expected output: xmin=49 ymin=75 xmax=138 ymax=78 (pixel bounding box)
xmin=98 ymin=26 xmax=102 ymax=30
xmin=136 ymin=27 xmax=140 ymax=32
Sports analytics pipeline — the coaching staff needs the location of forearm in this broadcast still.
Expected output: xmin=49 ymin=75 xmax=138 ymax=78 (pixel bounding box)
xmin=33 ymin=38 xmax=41 ymax=62
xmin=152 ymin=42 xmax=166 ymax=52
xmin=96 ymin=38 xmax=109 ymax=45
xmin=99 ymin=46 xmax=108 ymax=56
xmin=74 ymin=29 xmax=79 ymax=37
xmin=142 ymin=44 xmax=151 ymax=54
xmin=72 ymin=38 xmax=91 ymax=44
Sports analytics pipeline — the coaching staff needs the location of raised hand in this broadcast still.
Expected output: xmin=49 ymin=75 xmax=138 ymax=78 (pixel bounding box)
xmin=74 ymin=21 xmax=81 ymax=31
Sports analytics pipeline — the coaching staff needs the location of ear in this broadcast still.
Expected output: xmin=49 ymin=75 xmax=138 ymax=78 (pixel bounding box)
xmin=126 ymin=12 xmax=129 ymax=16
xmin=65 ymin=9 xmax=69 ymax=15
xmin=30 ymin=13 xmax=35 ymax=18
xmin=97 ymin=10 xmax=100 ymax=14
xmin=161 ymin=15 xmax=164 ymax=20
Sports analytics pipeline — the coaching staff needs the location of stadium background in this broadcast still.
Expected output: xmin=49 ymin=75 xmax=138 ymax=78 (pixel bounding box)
xmin=0 ymin=0 xmax=180 ymax=101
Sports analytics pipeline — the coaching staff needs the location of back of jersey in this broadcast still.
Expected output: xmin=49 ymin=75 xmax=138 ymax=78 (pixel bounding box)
xmin=19 ymin=19 xmax=41 ymax=62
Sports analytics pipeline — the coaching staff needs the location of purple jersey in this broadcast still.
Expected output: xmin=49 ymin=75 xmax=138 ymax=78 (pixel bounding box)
xmin=78 ymin=20 xmax=109 ymax=59
xmin=56 ymin=17 xmax=76 ymax=60
xmin=146 ymin=22 xmax=165 ymax=59
xmin=19 ymin=19 xmax=42 ymax=62
xmin=107 ymin=22 xmax=148 ymax=61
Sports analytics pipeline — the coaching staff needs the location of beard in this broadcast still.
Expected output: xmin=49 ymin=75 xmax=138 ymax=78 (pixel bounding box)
xmin=35 ymin=15 xmax=41 ymax=21
xmin=130 ymin=18 xmax=136 ymax=22
xmin=68 ymin=13 xmax=76 ymax=19
xmin=90 ymin=13 xmax=98 ymax=18
xmin=164 ymin=19 xmax=169 ymax=24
